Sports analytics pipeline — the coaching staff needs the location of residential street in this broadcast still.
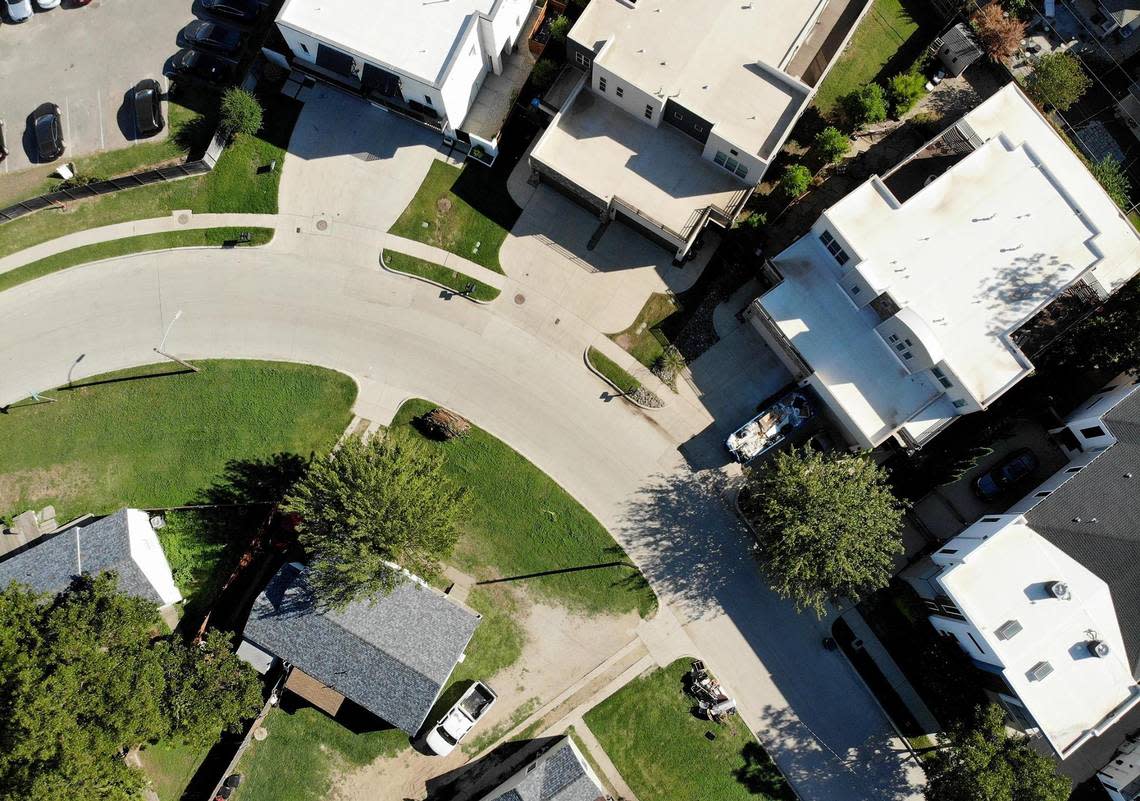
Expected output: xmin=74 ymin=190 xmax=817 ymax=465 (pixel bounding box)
xmin=0 ymin=221 xmax=923 ymax=801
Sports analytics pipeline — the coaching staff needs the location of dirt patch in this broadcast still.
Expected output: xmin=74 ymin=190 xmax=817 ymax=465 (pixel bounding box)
xmin=436 ymin=197 xmax=453 ymax=214
xmin=0 ymin=463 xmax=96 ymax=517
xmin=331 ymin=594 xmax=640 ymax=801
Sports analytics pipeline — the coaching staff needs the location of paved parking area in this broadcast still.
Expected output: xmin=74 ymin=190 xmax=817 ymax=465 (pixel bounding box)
xmin=0 ymin=0 xmax=193 ymax=173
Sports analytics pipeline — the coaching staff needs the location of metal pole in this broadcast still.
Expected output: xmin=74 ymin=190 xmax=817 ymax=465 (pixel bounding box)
xmin=153 ymin=310 xmax=200 ymax=372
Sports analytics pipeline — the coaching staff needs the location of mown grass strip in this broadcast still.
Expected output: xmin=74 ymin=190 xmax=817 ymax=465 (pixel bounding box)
xmin=586 ymin=347 xmax=642 ymax=394
xmin=0 ymin=227 xmax=274 ymax=294
xmin=382 ymin=249 xmax=500 ymax=301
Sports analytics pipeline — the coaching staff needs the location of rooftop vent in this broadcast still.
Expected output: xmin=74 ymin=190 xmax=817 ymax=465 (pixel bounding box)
xmin=1028 ymin=661 xmax=1054 ymax=682
xmin=995 ymin=619 xmax=1023 ymax=641
xmin=1047 ymin=580 xmax=1072 ymax=601
xmin=1089 ymin=640 xmax=1112 ymax=659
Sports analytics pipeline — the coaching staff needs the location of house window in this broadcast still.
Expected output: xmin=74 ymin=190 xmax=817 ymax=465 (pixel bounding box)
xmin=902 ymin=352 xmax=914 ymax=360
xmin=526 ymin=762 xmax=538 ymax=774
xmin=733 ymin=163 xmax=748 ymax=178
xmin=574 ymin=51 xmax=590 ymax=68
xmin=982 ymin=516 xmax=1000 ymax=522
xmin=967 ymin=632 xmax=984 ymax=653
xmin=616 ymin=86 xmax=624 ymax=97
xmin=938 ymin=548 xmax=957 ymax=554
xmin=888 ymin=334 xmax=899 ymax=343
xmin=1035 ymin=491 xmax=1051 ymax=498
xmin=598 ymin=76 xmax=607 ymax=92
xmin=952 ymin=399 xmax=967 ymax=408
xmin=850 ymin=285 xmax=861 ymax=295
xmin=895 ymin=343 xmax=906 ymax=352
xmin=1066 ymin=466 xmax=1083 ymax=473
xmin=818 ymin=230 xmax=850 ymax=266
xmin=644 ymin=104 xmax=653 ymax=119
xmin=695 ymin=123 xmax=704 ymax=133
xmin=300 ymin=42 xmax=310 ymax=55
xmin=932 ymin=366 xmax=953 ymax=389
xmin=1080 ymin=425 xmax=1106 ymax=438
xmin=673 ymin=111 xmax=682 ymax=120
xmin=424 ymin=96 xmax=432 ymax=105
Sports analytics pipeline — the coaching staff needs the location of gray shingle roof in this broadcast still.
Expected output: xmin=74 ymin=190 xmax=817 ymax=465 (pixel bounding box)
xmin=486 ymin=738 xmax=605 ymax=801
xmin=1100 ymin=0 xmax=1140 ymax=29
xmin=1026 ymin=390 xmax=1140 ymax=679
xmin=0 ymin=509 xmax=164 ymax=604
xmin=936 ymin=23 xmax=983 ymax=75
xmin=243 ymin=563 xmax=480 ymax=734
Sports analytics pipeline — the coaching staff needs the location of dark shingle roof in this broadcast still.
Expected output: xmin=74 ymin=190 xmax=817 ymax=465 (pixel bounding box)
xmin=486 ymin=737 xmax=605 ymax=801
xmin=243 ymin=563 xmax=480 ymax=734
xmin=0 ymin=509 xmax=164 ymax=604
xmin=1101 ymin=0 xmax=1140 ymax=29
xmin=936 ymin=24 xmax=983 ymax=74
xmin=1026 ymin=390 xmax=1140 ymax=679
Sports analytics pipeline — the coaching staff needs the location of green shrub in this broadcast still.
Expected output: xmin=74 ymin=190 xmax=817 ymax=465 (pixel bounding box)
xmin=219 ymin=88 xmax=263 ymax=139
xmin=530 ymin=58 xmax=560 ymax=91
xmin=1090 ymin=155 xmax=1132 ymax=209
xmin=779 ymin=164 xmax=812 ymax=198
xmin=888 ymin=72 xmax=927 ymax=117
xmin=842 ymin=83 xmax=888 ymax=128
xmin=813 ymin=126 xmax=850 ymax=164
xmin=549 ymin=14 xmax=571 ymax=42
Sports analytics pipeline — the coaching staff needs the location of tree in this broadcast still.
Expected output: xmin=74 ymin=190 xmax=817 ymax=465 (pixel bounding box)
xmin=887 ymin=72 xmax=927 ymax=117
xmin=813 ymin=126 xmax=850 ymax=164
xmin=1027 ymin=52 xmax=1091 ymax=112
xmin=779 ymin=164 xmax=812 ymax=198
xmin=530 ymin=58 xmax=560 ymax=91
xmin=161 ymin=630 xmax=263 ymax=744
xmin=925 ymin=704 xmax=1071 ymax=801
xmin=739 ymin=448 xmax=905 ymax=616
xmin=219 ymin=87 xmax=264 ymax=138
xmin=1038 ymin=273 xmax=1140 ymax=376
xmin=971 ymin=2 xmax=1026 ymax=63
xmin=0 ymin=574 xmax=261 ymax=801
xmin=842 ymin=83 xmax=888 ymax=128
xmin=1090 ymin=155 xmax=1132 ymax=209
xmin=285 ymin=434 xmax=466 ymax=608
xmin=549 ymin=13 xmax=571 ymax=42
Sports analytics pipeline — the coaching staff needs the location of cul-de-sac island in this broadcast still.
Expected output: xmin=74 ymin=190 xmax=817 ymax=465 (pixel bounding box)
xmin=2 ymin=2 xmax=1140 ymax=801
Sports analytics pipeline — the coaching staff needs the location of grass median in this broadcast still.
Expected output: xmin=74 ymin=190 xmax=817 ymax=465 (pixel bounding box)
xmin=586 ymin=346 xmax=642 ymax=394
xmin=0 ymin=227 xmax=274 ymax=294
xmin=584 ymin=659 xmax=794 ymax=801
xmin=608 ymin=292 xmax=679 ymax=368
xmin=382 ymin=249 xmax=500 ymax=301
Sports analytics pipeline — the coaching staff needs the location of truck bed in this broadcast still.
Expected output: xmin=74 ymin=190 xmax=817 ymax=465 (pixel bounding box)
xmin=459 ymin=683 xmax=496 ymax=719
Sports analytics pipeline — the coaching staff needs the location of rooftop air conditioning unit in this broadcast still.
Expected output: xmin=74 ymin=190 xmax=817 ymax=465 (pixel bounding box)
xmin=995 ymin=619 xmax=1023 ymax=641
xmin=1047 ymin=580 xmax=1072 ymax=600
xmin=1089 ymin=640 xmax=1112 ymax=658
xmin=1028 ymin=661 xmax=1054 ymax=681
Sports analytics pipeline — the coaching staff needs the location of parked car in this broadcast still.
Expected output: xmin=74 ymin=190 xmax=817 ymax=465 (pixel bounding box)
xmin=423 ymin=682 xmax=496 ymax=756
xmin=33 ymin=0 xmax=60 ymax=9
xmin=0 ymin=120 xmax=8 ymax=161
xmin=182 ymin=19 xmax=244 ymax=55
xmin=168 ymin=48 xmax=235 ymax=84
xmin=3 ymin=0 xmax=33 ymax=22
xmin=31 ymin=103 xmax=64 ymax=162
xmin=132 ymin=79 xmax=165 ymax=137
xmin=199 ymin=0 xmax=263 ymax=24
xmin=972 ymin=448 xmax=1040 ymax=501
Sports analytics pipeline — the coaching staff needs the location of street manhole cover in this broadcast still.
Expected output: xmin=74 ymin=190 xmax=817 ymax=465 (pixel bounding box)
xmin=177 ymin=214 xmax=189 ymax=225
xmin=514 ymin=294 xmax=526 ymax=305
xmin=316 ymin=219 xmax=329 ymax=231
xmin=437 ymin=198 xmax=452 ymax=214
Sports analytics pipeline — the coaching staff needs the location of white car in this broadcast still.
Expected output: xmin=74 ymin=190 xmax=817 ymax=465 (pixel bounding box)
xmin=34 ymin=0 xmax=60 ymax=9
xmin=4 ymin=0 xmax=33 ymax=22
xmin=423 ymin=682 xmax=497 ymax=756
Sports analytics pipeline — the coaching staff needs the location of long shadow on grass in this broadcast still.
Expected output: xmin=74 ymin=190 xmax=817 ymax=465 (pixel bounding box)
xmin=736 ymin=741 xmax=796 ymax=800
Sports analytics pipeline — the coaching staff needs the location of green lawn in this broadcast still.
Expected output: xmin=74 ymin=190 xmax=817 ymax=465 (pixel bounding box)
xmin=389 ymin=160 xmax=511 ymax=274
xmin=138 ymin=740 xmax=212 ymax=801
xmin=0 ymin=227 xmax=274 ymax=294
xmin=0 ymin=95 xmax=298 ymax=260
xmin=0 ymin=360 xmax=356 ymax=522
xmin=231 ymin=704 xmax=408 ymax=801
xmin=587 ymin=347 xmax=642 ymax=395
xmin=391 ymin=399 xmax=656 ymax=618
xmin=812 ymin=0 xmax=922 ymax=117
xmin=608 ymin=292 xmax=679 ymax=368
xmin=382 ymin=249 xmax=500 ymax=301
xmin=584 ymin=659 xmax=793 ymax=801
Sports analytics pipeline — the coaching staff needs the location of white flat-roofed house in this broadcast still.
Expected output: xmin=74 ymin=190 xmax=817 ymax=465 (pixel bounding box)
xmin=749 ymin=83 xmax=1140 ymax=451
xmin=528 ymin=0 xmax=865 ymax=261
xmin=275 ymin=0 xmax=535 ymax=155
xmin=903 ymin=383 xmax=1140 ymax=766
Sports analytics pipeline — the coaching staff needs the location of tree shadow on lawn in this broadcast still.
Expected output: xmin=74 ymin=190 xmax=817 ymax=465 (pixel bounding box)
xmin=736 ymin=741 xmax=796 ymax=800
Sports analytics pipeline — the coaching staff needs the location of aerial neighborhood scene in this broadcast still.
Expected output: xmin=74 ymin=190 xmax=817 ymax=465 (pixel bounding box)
xmin=7 ymin=1 xmax=1140 ymax=801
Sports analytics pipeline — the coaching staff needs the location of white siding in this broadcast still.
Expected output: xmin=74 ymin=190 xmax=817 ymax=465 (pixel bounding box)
xmin=702 ymin=128 xmax=766 ymax=184
xmin=441 ymin=21 xmax=488 ymax=132
xmin=591 ymin=60 xmax=664 ymax=125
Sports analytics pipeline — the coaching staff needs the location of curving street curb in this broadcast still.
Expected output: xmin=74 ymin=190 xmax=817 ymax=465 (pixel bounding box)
xmin=582 ymin=346 xmax=666 ymax=410
xmin=379 ymin=251 xmax=497 ymax=305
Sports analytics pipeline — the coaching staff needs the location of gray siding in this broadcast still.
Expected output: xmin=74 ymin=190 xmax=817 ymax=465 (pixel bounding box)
xmin=565 ymin=36 xmax=594 ymax=77
xmin=663 ymin=99 xmax=712 ymax=145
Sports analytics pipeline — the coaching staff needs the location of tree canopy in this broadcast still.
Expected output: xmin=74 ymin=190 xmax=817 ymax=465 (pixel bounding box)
xmin=0 ymin=574 xmax=262 ymax=801
xmin=1027 ymin=52 xmax=1091 ymax=112
xmin=925 ymin=704 xmax=1071 ymax=801
xmin=1090 ymin=155 xmax=1132 ymax=210
xmin=842 ymin=83 xmax=888 ymax=128
xmin=219 ymin=87 xmax=264 ymax=138
xmin=740 ymin=448 xmax=905 ymax=616
xmin=971 ymin=2 xmax=1026 ymax=63
xmin=285 ymin=434 xmax=466 ymax=608
xmin=779 ymin=164 xmax=812 ymax=198
xmin=814 ymin=126 xmax=851 ymax=164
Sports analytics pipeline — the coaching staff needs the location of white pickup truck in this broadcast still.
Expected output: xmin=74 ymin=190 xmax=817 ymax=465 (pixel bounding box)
xmin=424 ymin=681 xmax=497 ymax=756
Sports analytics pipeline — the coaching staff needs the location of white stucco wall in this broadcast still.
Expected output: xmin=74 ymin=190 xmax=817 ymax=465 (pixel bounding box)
xmin=590 ymin=59 xmax=664 ymax=126
xmin=701 ymin=128 xmax=767 ymax=184
xmin=441 ymin=20 xmax=489 ymax=132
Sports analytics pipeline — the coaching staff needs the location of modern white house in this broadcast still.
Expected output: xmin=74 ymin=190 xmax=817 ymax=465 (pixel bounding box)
xmin=274 ymin=0 xmax=536 ymax=156
xmin=748 ymin=84 xmax=1140 ymax=451
xmin=904 ymin=379 xmax=1140 ymax=762
xmin=0 ymin=508 xmax=182 ymax=610
xmin=528 ymin=0 xmax=867 ymax=261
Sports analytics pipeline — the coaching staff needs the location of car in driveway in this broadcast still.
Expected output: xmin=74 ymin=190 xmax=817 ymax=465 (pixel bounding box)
xmin=33 ymin=0 xmax=60 ymax=9
xmin=199 ymin=0 xmax=263 ymax=24
xmin=972 ymin=448 xmax=1040 ymax=501
xmin=181 ymin=19 xmax=244 ymax=55
xmin=423 ymin=682 xmax=496 ymax=756
xmin=4 ymin=0 xmax=32 ymax=22
xmin=31 ymin=103 xmax=64 ymax=162
xmin=168 ymin=48 xmax=236 ymax=84
xmin=132 ymin=79 xmax=165 ymax=137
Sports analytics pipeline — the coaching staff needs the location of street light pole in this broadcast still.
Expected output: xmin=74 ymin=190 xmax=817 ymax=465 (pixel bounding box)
xmin=153 ymin=310 xmax=199 ymax=373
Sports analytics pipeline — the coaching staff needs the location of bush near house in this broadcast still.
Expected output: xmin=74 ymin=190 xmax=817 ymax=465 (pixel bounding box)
xmin=888 ymin=72 xmax=927 ymax=117
xmin=1090 ymin=155 xmax=1132 ymax=210
xmin=813 ymin=126 xmax=851 ymax=164
xmin=842 ymin=83 xmax=889 ymax=128
xmin=1027 ymin=51 xmax=1091 ymax=112
xmin=779 ymin=164 xmax=812 ymax=198
xmin=219 ymin=88 xmax=264 ymax=139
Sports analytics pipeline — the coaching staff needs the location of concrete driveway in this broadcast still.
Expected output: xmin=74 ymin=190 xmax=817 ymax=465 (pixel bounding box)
xmin=0 ymin=225 xmax=924 ymax=801
xmin=0 ymin=0 xmax=192 ymax=174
